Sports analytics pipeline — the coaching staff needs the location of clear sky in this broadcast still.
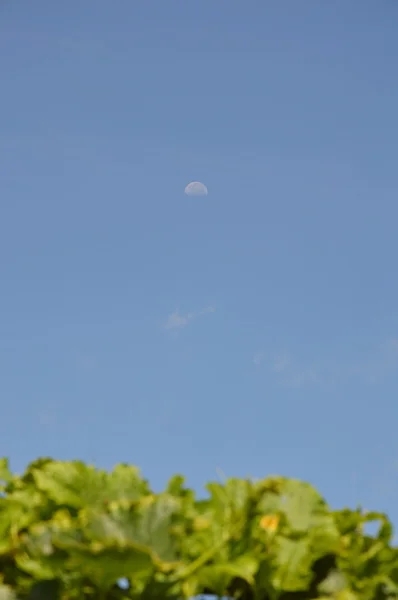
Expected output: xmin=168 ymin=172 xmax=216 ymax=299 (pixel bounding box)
xmin=1 ymin=1 xmax=398 ymax=522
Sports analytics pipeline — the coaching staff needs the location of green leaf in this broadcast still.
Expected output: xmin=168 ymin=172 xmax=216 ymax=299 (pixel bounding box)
xmin=257 ymin=491 xmax=283 ymax=515
xmin=334 ymin=508 xmax=364 ymax=535
xmin=362 ymin=511 xmax=393 ymax=542
xmin=336 ymin=590 xmax=359 ymax=600
xmin=17 ymin=524 xmax=67 ymax=579
xmin=32 ymin=461 xmax=148 ymax=510
xmin=133 ymin=495 xmax=180 ymax=562
xmin=281 ymin=479 xmax=326 ymax=532
xmin=32 ymin=461 xmax=105 ymax=508
xmin=105 ymin=463 xmax=149 ymax=503
xmin=0 ymin=458 xmax=12 ymax=489
xmin=318 ymin=569 xmax=348 ymax=594
xmin=272 ymin=537 xmax=313 ymax=591
xmin=0 ymin=585 xmax=17 ymax=600
xmin=68 ymin=546 xmax=155 ymax=590
xmin=195 ymin=554 xmax=258 ymax=595
xmin=206 ymin=477 xmax=252 ymax=518
xmin=165 ymin=475 xmax=185 ymax=496
xmin=307 ymin=513 xmax=340 ymax=556
xmin=81 ymin=495 xmax=180 ymax=564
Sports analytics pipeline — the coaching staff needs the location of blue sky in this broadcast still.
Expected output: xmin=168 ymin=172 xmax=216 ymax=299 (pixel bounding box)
xmin=1 ymin=1 xmax=398 ymax=522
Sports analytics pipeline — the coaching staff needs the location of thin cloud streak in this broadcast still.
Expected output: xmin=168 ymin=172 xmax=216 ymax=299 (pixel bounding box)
xmin=253 ymin=337 xmax=398 ymax=388
xmin=253 ymin=350 xmax=319 ymax=387
xmin=164 ymin=306 xmax=215 ymax=330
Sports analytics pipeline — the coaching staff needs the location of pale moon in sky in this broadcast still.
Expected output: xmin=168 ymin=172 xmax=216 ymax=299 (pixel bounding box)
xmin=184 ymin=181 xmax=208 ymax=197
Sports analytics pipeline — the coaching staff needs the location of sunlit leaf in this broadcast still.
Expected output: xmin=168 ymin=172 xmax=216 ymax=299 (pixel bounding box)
xmin=271 ymin=537 xmax=313 ymax=591
xmin=281 ymin=479 xmax=326 ymax=532
xmin=195 ymin=554 xmax=258 ymax=595
xmin=0 ymin=586 xmax=17 ymax=600
xmin=0 ymin=458 xmax=12 ymax=489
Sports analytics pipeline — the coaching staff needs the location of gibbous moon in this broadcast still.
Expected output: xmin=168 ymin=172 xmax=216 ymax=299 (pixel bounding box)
xmin=184 ymin=181 xmax=208 ymax=197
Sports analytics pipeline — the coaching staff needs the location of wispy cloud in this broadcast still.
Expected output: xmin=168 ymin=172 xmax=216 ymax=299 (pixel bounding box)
xmin=253 ymin=351 xmax=265 ymax=366
xmin=272 ymin=353 xmax=319 ymax=387
xmin=253 ymin=337 xmax=398 ymax=388
xmin=164 ymin=306 xmax=215 ymax=330
xmin=347 ymin=338 xmax=398 ymax=383
xmin=253 ymin=350 xmax=319 ymax=387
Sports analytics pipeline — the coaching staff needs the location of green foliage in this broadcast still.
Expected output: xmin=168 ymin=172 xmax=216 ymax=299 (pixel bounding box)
xmin=0 ymin=458 xmax=397 ymax=600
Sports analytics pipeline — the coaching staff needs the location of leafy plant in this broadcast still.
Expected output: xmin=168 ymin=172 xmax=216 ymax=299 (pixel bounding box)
xmin=0 ymin=457 xmax=396 ymax=600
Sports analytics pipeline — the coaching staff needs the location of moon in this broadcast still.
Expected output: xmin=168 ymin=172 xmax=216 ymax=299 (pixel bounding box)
xmin=184 ymin=181 xmax=208 ymax=197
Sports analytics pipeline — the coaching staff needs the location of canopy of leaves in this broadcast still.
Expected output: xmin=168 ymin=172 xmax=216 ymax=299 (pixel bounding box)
xmin=0 ymin=457 xmax=397 ymax=600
